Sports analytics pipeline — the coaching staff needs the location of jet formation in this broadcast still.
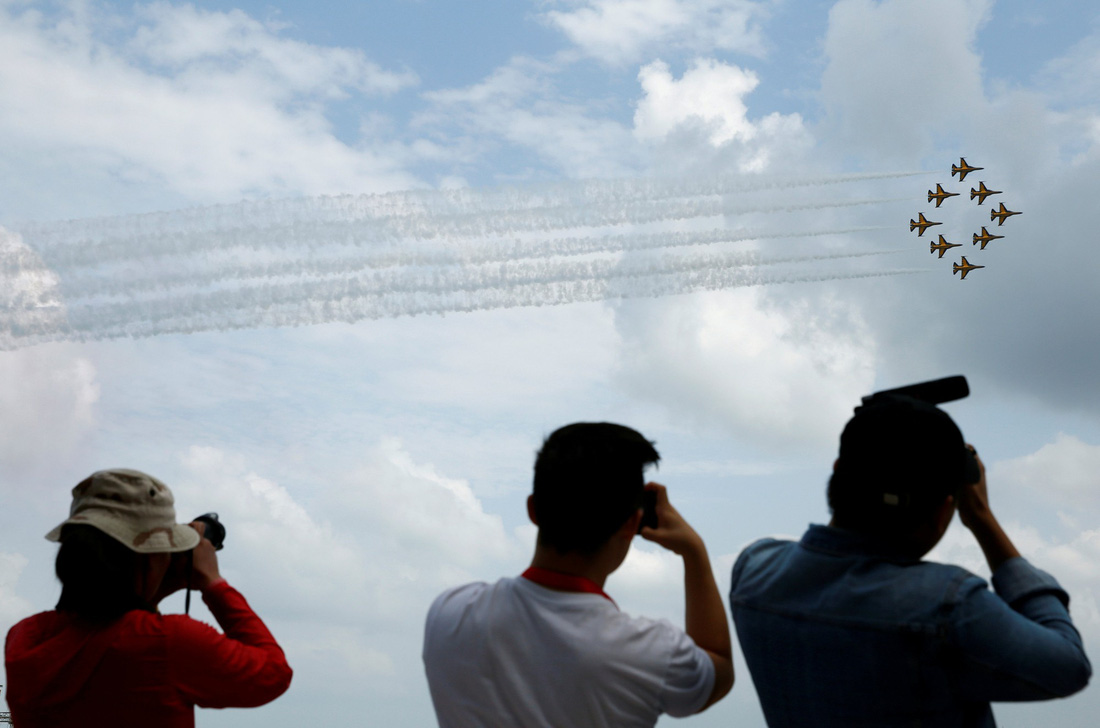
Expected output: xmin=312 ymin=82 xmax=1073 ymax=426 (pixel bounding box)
xmin=909 ymin=158 xmax=1021 ymax=280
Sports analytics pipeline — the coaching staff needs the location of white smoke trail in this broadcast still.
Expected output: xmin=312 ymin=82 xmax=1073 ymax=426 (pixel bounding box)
xmin=55 ymin=226 xmax=888 ymax=300
xmin=2 ymin=171 xmax=920 ymax=349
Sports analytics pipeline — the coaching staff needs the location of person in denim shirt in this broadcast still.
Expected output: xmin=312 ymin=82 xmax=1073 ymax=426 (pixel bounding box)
xmin=730 ymin=396 xmax=1091 ymax=727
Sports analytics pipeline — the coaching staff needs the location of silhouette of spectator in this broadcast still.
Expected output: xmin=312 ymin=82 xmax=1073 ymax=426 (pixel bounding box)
xmin=423 ymin=422 xmax=733 ymax=726
xmin=4 ymin=469 xmax=292 ymax=726
xmin=730 ymin=397 xmax=1090 ymax=726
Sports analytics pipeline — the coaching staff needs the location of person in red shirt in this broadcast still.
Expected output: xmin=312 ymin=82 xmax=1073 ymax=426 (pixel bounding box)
xmin=4 ymin=469 xmax=292 ymax=727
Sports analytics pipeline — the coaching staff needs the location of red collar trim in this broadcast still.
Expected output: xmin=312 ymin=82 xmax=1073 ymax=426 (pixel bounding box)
xmin=521 ymin=567 xmax=616 ymax=607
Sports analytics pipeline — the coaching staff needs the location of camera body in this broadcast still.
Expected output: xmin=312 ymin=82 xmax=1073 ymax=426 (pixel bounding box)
xmin=192 ymin=512 xmax=226 ymax=551
xmin=858 ymin=375 xmax=980 ymax=485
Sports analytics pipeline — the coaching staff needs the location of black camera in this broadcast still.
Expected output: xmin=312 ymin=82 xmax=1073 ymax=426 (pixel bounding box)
xmin=192 ymin=512 xmax=226 ymax=551
xmin=857 ymin=375 xmax=980 ymax=485
xmin=638 ymin=490 xmax=659 ymax=534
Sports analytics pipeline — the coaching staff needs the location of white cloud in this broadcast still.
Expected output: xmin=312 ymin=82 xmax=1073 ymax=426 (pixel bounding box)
xmin=635 ymin=59 xmax=760 ymax=146
xmin=821 ymin=0 xmax=993 ymax=160
xmin=175 ymin=439 xmax=521 ymax=625
xmin=420 ymin=58 xmax=640 ymax=178
xmin=542 ymin=0 xmax=769 ymax=65
xmin=993 ymin=434 xmax=1100 ymax=511
xmin=0 ymin=551 xmax=32 ymax=629
xmin=613 ymin=288 xmax=876 ymax=449
xmin=633 ymin=58 xmax=810 ymax=173
xmin=0 ymin=1 xmax=420 ymax=214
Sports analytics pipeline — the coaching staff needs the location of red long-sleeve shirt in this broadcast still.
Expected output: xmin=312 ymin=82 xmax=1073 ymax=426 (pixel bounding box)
xmin=4 ymin=580 xmax=292 ymax=727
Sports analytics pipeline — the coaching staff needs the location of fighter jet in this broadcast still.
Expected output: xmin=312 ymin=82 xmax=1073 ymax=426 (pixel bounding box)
xmin=990 ymin=202 xmax=1021 ymax=226
xmin=969 ymin=181 xmax=1002 ymax=205
xmin=909 ymin=212 xmax=942 ymax=236
xmin=930 ymin=235 xmax=962 ymax=258
xmin=952 ymin=256 xmax=985 ymax=279
xmin=972 ymin=227 xmax=1005 ymax=250
xmin=951 ymin=157 xmax=983 ymax=181
xmin=928 ymin=183 xmax=960 ymax=207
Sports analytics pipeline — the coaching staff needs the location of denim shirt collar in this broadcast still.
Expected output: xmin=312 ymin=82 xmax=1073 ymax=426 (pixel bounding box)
xmin=799 ymin=523 xmax=922 ymax=564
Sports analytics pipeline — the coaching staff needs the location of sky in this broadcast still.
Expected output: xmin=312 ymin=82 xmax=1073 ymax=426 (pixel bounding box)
xmin=1 ymin=0 xmax=1099 ymax=725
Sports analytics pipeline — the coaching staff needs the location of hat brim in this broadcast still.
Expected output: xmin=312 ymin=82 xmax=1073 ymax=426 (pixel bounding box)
xmin=46 ymin=517 xmax=201 ymax=554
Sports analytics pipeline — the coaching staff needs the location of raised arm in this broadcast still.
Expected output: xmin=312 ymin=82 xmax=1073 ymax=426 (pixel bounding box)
xmin=641 ymin=482 xmax=734 ymax=711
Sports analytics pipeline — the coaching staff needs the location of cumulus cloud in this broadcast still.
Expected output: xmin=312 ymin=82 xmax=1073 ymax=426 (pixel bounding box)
xmin=993 ymin=434 xmax=1100 ymax=512
xmin=613 ymin=288 xmax=876 ymax=450
xmin=175 ymin=439 xmax=521 ymax=625
xmin=542 ymin=0 xmax=770 ymax=65
xmin=0 ymin=1 xmax=420 ymax=216
xmin=633 ymin=58 xmax=810 ymax=172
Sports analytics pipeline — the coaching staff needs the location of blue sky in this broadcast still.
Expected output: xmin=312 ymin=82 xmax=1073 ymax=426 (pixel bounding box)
xmin=2 ymin=1 xmax=1100 ymax=725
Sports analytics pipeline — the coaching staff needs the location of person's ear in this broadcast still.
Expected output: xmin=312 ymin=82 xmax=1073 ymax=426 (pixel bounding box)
xmin=936 ymin=494 xmax=956 ymax=533
xmin=527 ymin=495 xmax=539 ymax=526
xmin=619 ymin=508 xmax=644 ymax=540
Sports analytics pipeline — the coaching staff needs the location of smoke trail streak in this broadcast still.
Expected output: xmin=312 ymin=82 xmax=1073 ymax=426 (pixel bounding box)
xmin=2 ymin=267 xmax=921 ymax=348
xmin=25 ymin=197 xmax=899 ymax=270
xmin=45 ymin=248 xmax=896 ymax=330
xmin=1 ymin=170 xmax=922 ymax=349
xmin=53 ymin=226 xmax=889 ymax=299
xmin=17 ymin=169 xmax=928 ymax=244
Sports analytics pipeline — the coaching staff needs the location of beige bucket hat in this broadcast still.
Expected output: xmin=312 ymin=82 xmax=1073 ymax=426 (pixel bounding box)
xmin=45 ymin=469 xmax=201 ymax=554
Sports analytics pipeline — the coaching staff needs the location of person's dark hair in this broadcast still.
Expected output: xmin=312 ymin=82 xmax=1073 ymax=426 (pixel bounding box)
xmin=55 ymin=524 xmax=154 ymax=623
xmin=828 ymin=396 xmax=967 ymax=535
xmin=532 ymin=422 xmax=660 ymax=554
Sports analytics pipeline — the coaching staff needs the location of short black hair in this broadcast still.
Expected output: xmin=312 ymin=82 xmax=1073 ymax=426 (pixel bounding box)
xmin=532 ymin=422 xmax=660 ymax=554
xmin=55 ymin=524 xmax=154 ymax=623
xmin=828 ymin=396 xmax=967 ymax=533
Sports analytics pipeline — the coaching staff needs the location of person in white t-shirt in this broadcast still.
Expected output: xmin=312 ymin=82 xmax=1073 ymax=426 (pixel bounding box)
xmin=422 ymin=422 xmax=734 ymax=727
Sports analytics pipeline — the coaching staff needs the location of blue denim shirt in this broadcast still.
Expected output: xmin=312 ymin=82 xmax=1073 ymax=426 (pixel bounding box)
xmin=729 ymin=525 xmax=1091 ymax=727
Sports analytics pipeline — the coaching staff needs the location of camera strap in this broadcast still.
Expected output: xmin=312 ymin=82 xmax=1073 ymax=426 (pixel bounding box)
xmin=184 ymin=549 xmax=193 ymax=615
xmin=521 ymin=566 xmax=616 ymax=607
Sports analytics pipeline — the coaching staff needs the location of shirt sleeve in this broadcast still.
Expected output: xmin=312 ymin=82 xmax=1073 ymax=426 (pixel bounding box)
xmin=167 ymin=580 xmax=294 ymax=708
xmin=947 ymin=557 xmax=1091 ymax=701
xmin=657 ymin=622 xmax=716 ymax=717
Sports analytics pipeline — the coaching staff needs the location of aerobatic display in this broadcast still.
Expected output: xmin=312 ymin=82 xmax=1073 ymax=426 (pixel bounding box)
xmin=909 ymin=213 xmax=942 ymax=236
xmin=911 ymin=159 xmax=1021 ymax=280
xmin=969 ymin=181 xmax=1002 ymax=205
xmin=990 ymin=202 xmax=1021 ymax=225
xmin=972 ymin=227 xmax=1004 ymax=249
xmin=952 ymin=256 xmax=984 ymax=279
xmin=928 ymin=183 xmax=959 ymax=207
xmin=951 ymin=157 xmax=983 ymax=181
xmin=930 ymin=235 xmax=962 ymax=258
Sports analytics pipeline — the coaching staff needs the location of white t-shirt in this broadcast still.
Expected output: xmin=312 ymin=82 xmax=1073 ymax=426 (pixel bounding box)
xmin=422 ymin=576 xmax=715 ymax=728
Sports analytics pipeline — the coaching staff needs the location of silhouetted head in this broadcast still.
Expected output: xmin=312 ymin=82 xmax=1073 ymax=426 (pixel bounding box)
xmin=828 ymin=397 xmax=968 ymax=542
xmin=532 ymin=422 xmax=659 ymax=555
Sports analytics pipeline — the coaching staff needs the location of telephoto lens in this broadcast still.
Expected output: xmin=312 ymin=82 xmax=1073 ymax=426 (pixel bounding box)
xmin=193 ymin=512 xmax=226 ymax=551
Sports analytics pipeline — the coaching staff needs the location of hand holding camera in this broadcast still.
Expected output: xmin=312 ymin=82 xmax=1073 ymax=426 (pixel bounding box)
xmin=638 ymin=482 xmax=705 ymax=557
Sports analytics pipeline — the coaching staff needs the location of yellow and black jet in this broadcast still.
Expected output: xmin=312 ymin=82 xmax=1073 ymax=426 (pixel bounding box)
xmin=930 ymin=235 xmax=962 ymax=258
xmin=951 ymin=157 xmax=983 ymax=181
xmin=972 ymin=227 xmax=1005 ymax=250
xmin=928 ymin=183 xmax=960 ymax=207
xmin=909 ymin=212 xmax=942 ymax=236
xmin=990 ymin=202 xmax=1022 ymax=226
xmin=969 ymin=181 xmax=1002 ymax=205
xmin=953 ymin=256 xmax=985 ymax=279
